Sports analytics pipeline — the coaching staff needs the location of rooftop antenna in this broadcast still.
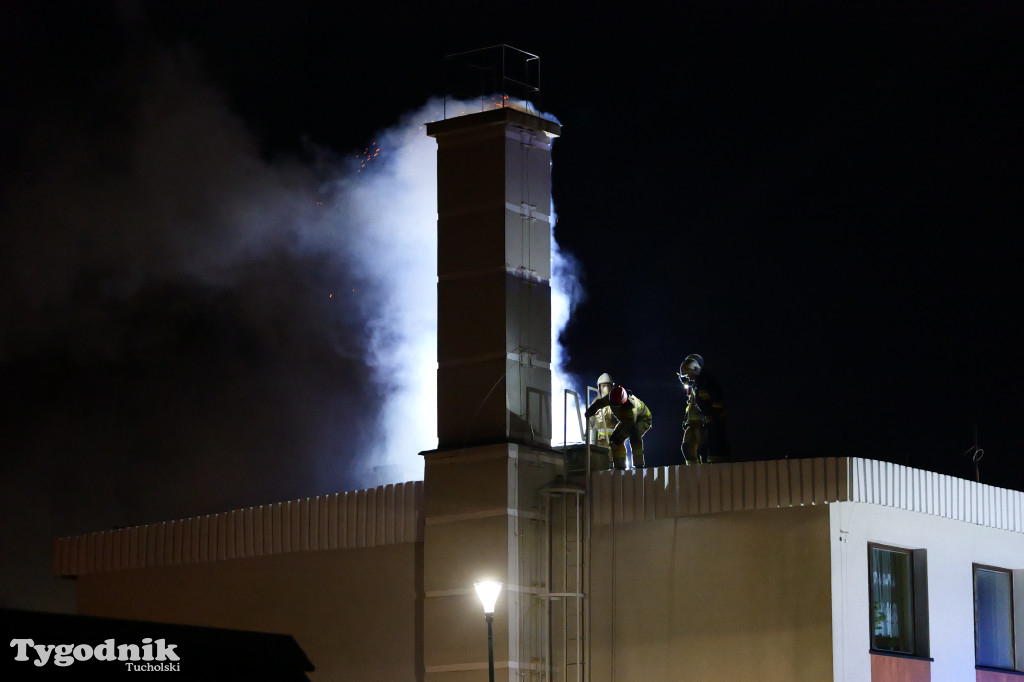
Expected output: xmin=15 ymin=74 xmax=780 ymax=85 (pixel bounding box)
xmin=963 ymin=422 xmax=984 ymax=483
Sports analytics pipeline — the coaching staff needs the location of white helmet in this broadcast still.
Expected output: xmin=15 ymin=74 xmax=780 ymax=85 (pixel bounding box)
xmin=597 ymin=372 xmax=614 ymax=396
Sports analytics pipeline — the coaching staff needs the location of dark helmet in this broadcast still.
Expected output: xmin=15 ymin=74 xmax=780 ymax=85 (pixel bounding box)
xmin=678 ymin=354 xmax=704 ymax=383
xmin=609 ymin=385 xmax=629 ymax=406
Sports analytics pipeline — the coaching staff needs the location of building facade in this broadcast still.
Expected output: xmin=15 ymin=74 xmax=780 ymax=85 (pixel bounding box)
xmin=54 ymin=457 xmax=1024 ymax=681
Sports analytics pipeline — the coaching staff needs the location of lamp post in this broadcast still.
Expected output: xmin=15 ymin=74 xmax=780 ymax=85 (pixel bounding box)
xmin=474 ymin=581 xmax=502 ymax=682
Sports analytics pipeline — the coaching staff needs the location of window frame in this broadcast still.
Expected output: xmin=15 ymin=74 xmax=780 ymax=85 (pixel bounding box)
xmin=868 ymin=542 xmax=930 ymax=658
xmin=973 ymin=563 xmax=1017 ymax=672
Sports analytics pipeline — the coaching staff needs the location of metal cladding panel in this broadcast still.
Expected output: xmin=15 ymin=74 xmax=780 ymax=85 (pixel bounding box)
xmin=434 ymin=129 xmax=505 ymax=215
xmin=272 ymin=499 xmax=284 ymax=552
xmin=128 ymin=526 xmax=140 ymax=568
xmin=504 ymin=359 xmax=552 ymax=444
xmin=437 ymin=275 xmax=550 ymax=359
xmin=644 ymin=470 xmax=658 ymax=521
xmin=504 ymin=208 xmax=551 ymax=280
xmin=242 ymin=508 xmax=254 ymax=558
xmin=327 ymin=494 xmax=339 ymax=550
xmin=288 ymin=501 xmax=301 ymax=553
xmin=381 ymin=485 xmax=394 ymax=545
xmin=803 ymin=458 xmax=819 ymax=504
xmin=437 ymin=207 xmax=507 ymax=276
xmin=437 ymin=207 xmax=551 ymax=280
xmin=503 ymin=274 xmax=552 ymax=444
xmin=52 ymin=481 xmax=425 ymax=577
xmin=193 ymin=516 xmax=205 ymax=563
xmin=86 ymin=532 xmax=97 ymax=574
xmin=256 ymin=507 xmax=267 ymax=556
xmin=436 ymin=357 xmax=508 ymax=447
xmin=591 ymin=472 xmax=611 ymax=525
xmin=504 ymin=275 xmax=551 ymax=364
xmin=660 ymin=466 xmax=679 ymax=517
xmin=181 ymin=520 xmax=193 ymax=564
xmin=589 ymin=458 xmax=1024 ymax=534
xmin=198 ymin=517 xmax=209 ymax=562
xmin=437 ymin=271 xmax=505 ymax=363
xmin=422 ymin=444 xmax=514 ymax=520
xmin=171 ymin=519 xmax=183 ymax=564
xmin=592 ymin=458 xmax=844 ymax=524
xmin=363 ymin=485 xmax=374 ymax=547
xmin=436 ymin=363 xmax=552 ymax=448
xmin=504 ymin=126 xmax=554 ymax=209
xmin=614 ymin=464 xmax=630 ymax=518
xmin=714 ymin=465 xmax=730 ymax=512
xmin=634 ymin=470 xmax=647 ymax=519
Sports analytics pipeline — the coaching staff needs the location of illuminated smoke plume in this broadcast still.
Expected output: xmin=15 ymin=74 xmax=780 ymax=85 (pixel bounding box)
xmin=341 ymin=101 xmax=587 ymax=455
xmin=0 ymin=43 xmax=585 ymax=610
xmin=551 ymin=218 xmax=588 ymax=446
xmin=338 ymin=102 xmax=587 ymax=463
xmin=0 ymin=49 xmax=448 ymax=609
xmin=0 ymin=50 xmax=441 ymax=498
xmin=321 ymin=110 xmax=440 ymax=484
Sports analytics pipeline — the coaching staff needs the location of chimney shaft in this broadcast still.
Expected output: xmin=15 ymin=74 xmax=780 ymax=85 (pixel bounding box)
xmin=427 ymin=108 xmax=561 ymax=449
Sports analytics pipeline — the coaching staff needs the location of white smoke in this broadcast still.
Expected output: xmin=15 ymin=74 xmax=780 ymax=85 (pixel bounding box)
xmin=0 ymin=49 xmax=585 ymax=609
xmin=336 ymin=101 xmax=585 ymax=459
xmin=323 ymin=107 xmax=442 ymax=483
xmin=0 ymin=47 xmax=584 ymax=490
xmin=0 ymin=58 xmax=456 ymax=510
xmin=551 ymin=215 xmax=588 ymax=446
xmin=336 ymin=102 xmax=586 ymax=464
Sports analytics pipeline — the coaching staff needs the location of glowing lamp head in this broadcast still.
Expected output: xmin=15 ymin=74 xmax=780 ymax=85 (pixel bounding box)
xmin=474 ymin=581 xmax=503 ymax=614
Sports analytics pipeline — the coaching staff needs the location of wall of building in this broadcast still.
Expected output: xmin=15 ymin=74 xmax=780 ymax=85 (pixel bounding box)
xmin=589 ymin=505 xmax=834 ymax=681
xmin=75 ymin=543 xmax=420 ymax=681
xmin=829 ymin=501 xmax=1024 ymax=682
xmin=422 ymin=443 xmax=563 ymax=681
xmin=59 ymin=456 xmax=1024 ymax=681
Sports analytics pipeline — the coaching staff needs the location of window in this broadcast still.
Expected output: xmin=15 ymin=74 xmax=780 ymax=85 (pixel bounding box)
xmin=974 ymin=565 xmax=1015 ymax=670
xmin=869 ymin=544 xmax=929 ymax=657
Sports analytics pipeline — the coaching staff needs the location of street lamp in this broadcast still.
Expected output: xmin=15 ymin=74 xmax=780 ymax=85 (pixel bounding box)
xmin=474 ymin=581 xmax=502 ymax=682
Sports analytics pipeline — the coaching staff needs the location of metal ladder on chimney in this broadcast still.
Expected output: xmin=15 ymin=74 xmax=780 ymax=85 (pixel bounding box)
xmin=545 ymin=483 xmax=586 ymax=682
xmin=544 ymin=387 xmax=590 ymax=681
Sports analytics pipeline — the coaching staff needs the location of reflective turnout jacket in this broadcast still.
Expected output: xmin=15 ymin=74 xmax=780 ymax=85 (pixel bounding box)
xmin=587 ymin=393 xmax=652 ymax=428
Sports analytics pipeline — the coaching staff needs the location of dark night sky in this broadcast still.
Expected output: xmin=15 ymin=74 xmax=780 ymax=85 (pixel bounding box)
xmin=2 ymin=1 xmax=1023 ymax=611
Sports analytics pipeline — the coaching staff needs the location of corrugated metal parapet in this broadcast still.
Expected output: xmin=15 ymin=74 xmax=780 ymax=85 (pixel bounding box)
xmin=592 ymin=458 xmax=849 ymax=525
xmin=849 ymin=457 xmax=1024 ymax=533
xmin=53 ymin=481 xmax=424 ymax=578
xmin=591 ymin=457 xmax=1024 ymax=534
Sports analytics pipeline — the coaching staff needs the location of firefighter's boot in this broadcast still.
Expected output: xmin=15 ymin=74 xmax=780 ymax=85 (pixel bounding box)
xmin=611 ymin=443 xmax=628 ymax=470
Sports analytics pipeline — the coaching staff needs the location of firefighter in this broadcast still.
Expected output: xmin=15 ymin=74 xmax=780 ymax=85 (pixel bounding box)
xmin=677 ymin=354 xmax=730 ymax=464
xmin=585 ymin=385 xmax=652 ymax=470
xmin=589 ymin=373 xmax=617 ymax=448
